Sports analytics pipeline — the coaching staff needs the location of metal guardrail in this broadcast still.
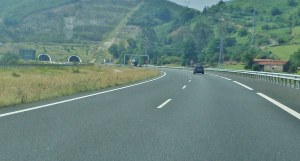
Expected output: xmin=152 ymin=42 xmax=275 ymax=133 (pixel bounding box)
xmin=206 ymin=68 xmax=300 ymax=90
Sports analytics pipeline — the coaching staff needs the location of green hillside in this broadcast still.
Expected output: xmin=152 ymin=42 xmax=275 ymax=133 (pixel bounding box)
xmin=0 ymin=0 xmax=72 ymax=20
xmin=0 ymin=0 xmax=300 ymax=72
xmin=0 ymin=0 xmax=142 ymax=43
xmin=226 ymin=0 xmax=300 ymax=60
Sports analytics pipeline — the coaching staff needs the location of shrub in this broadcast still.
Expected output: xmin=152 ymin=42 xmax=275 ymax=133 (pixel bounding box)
xmin=261 ymin=24 xmax=270 ymax=30
xmin=288 ymin=0 xmax=297 ymax=7
xmin=12 ymin=72 xmax=21 ymax=78
xmin=237 ymin=28 xmax=248 ymax=37
xmin=271 ymin=7 xmax=282 ymax=16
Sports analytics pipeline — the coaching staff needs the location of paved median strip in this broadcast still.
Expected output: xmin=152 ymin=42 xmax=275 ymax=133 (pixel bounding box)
xmin=257 ymin=93 xmax=300 ymax=120
xmin=157 ymin=99 xmax=172 ymax=109
xmin=233 ymin=81 xmax=254 ymax=91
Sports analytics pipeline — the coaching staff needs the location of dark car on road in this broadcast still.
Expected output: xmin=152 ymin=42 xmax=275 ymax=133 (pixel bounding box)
xmin=193 ymin=65 xmax=204 ymax=74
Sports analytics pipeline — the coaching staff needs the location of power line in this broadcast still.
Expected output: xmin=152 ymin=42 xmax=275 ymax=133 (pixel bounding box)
xmin=251 ymin=8 xmax=256 ymax=46
xmin=183 ymin=0 xmax=190 ymax=8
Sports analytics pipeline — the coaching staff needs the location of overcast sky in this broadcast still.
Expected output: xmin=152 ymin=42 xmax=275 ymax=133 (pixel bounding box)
xmin=168 ymin=0 xmax=229 ymax=11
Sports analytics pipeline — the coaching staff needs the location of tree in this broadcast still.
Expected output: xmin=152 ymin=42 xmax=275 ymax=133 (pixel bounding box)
xmin=225 ymin=37 xmax=237 ymax=47
xmin=182 ymin=39 xmax=198 ymax=66
xmin=0 ymin=53 xmax=19 ymax=65
xmin=202 ymin=7 xmax=208 ymax=15
xmin=179 ymin=9 xmax=197 ymax=24
xmin=156 ymin=8 xmax=171 ymax=22
xmin=242 ymin=48 xmax=259 ymax=69
xmin=109 ymin=42 xmax=126 ymax=59
xmin=192 ymin=21 xmax=213 ymax=51
xmin=288 ymin=0 xmax=297 ymax=7
xmin=289 ymin=49 xmax=300 ymax=72
xmin=108 ymin=44 xmax=119 ymax=58
xmin=140 ymin=27 xmax=156 ymax=58
xmin=271 ymin=7 xmax=282 ymax=16
xmin=237 ymin=28 xmax=248 ymax=37
xmin=127 ymin=38 xmax=137 ymax=49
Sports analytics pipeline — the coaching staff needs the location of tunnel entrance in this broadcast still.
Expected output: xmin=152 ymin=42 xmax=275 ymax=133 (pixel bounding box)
xmin=38 ymin=54 xmax=52 ymax=62
xmin=68 ymin=55 xmax=82 ymax=63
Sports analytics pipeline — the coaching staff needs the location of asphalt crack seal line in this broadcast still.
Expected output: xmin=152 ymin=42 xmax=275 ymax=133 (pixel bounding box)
xmin=0 ymin=72 xmax=167 ymax=119
xmin=257 ymin=93 xmax=300 ymax=120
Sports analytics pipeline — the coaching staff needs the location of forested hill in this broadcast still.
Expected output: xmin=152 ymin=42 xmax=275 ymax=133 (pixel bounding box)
xmin=109 ymin=0 xmax=300 ymax=71
xmin=0 ymin=0 xmax=143 ymax=42
xmin=1 ymin=0 xmax=300 ymax=71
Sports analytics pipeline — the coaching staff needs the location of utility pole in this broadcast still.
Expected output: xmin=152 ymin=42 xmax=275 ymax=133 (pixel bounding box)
xmin=218 ymin=13 xmax=225 ymax=68
xmin=251 ymin=8 xmax=256 ymax=46
xmin=183 ymin=0 xmax=190 ymax=8
xmin=218 ymin=23 xmax=224 ymax=68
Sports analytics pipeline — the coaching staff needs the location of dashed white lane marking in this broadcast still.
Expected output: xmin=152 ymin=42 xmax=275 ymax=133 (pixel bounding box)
xmin=233 ymin=81 xmax=254 ymax=91
xmin=220 ymin=76 xmax=231 ymax=80
xmin=0 ymin=72 xmax=167 ymax=119
xmin=257 ymin=93 xmax=300 ymax=120
xmin=157 ymin=99 xmax=172 ymax=109
xmin=189 ymin=80 xmax=191 ymax=83
xmin=182 ymin=85 xmax=187 ymax=89
xmin=208 ymin=74 xmax=231 ymax=80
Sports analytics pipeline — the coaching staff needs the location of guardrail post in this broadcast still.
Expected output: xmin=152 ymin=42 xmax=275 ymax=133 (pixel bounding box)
xmin=265 ymin=74 xmax=267 ymax=82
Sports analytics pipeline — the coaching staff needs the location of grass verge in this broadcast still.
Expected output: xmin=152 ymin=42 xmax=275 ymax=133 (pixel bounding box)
xmin=0 ymin=65 xmax=160 ymax=108
xmin=267 ymin=44 xmax=300 ymax=60
xmin=223 ymin=62 xmax=245 ymax=70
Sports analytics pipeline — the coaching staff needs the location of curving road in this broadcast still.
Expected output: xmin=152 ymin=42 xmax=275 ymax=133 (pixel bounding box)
xmin=0 ymin=68 xmax=300 ymax=161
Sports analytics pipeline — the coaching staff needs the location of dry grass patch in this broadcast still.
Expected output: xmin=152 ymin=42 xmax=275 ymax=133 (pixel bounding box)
xmin=0 ymin=66 xmax=160 ymax=108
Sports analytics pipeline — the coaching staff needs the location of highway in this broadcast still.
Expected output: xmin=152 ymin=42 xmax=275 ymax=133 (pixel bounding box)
xmin=0 ymin=68 xmax=300 ymax=161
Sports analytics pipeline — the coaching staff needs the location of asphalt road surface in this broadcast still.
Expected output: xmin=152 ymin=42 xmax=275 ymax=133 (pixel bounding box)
xmin=0 ymin=68 xmax=300 ymax=161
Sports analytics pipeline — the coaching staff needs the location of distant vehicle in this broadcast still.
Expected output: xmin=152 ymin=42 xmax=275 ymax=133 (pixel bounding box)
xmin=132 ymin=59 xmax=138 ymax=67
xmin=193 ymin=65 xmax=204 ymax=74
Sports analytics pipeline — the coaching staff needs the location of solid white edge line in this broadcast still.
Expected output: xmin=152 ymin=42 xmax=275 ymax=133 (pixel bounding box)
xmin=257 ymin=93 xmax=300 ymax=120
xmin=0 ymin=72 xmax=167 ymax=118
xmin=233 ymin=81 xmax=254 ymax=91
xmin=157 ymin=99 xmax=172 ymax=109
xmin=182 ymin=85 xmax=187 ymax=89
